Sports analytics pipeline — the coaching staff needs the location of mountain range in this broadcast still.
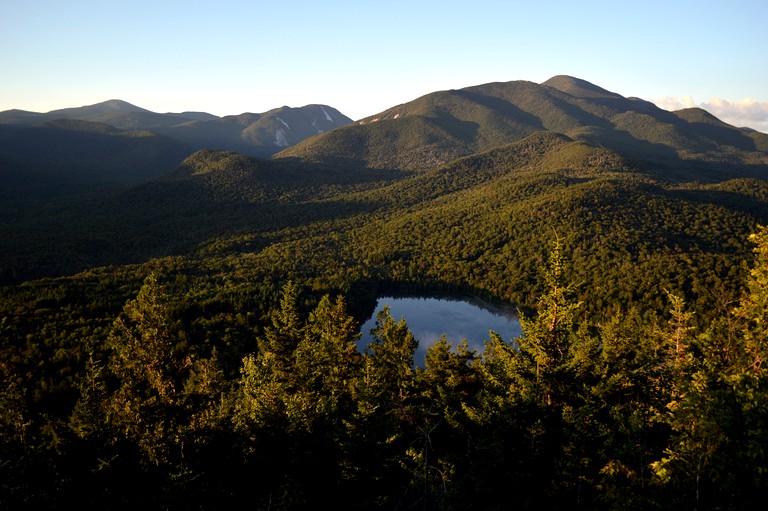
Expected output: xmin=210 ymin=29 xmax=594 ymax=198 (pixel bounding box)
xmin=2 ymin=75 xmax=768 ymax=314
xmin=4 ymin=76 xmax=765 ymax=179
xmin=0 ymin=99 xmax=353 ymax=161
xmin=278 ymin=75 xmax=768 ymax=171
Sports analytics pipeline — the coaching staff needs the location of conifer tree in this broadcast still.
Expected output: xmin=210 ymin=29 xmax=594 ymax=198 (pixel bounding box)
xmin=363 ymin=305 xmax=418 ymax=411
xmin=233 ymin=289 xmax=366 ymax=509
xmin=652 ymin=228 xmax=768 ymax=508
xmin=106 ymin=273 xmax=182 ymax=464
xmin=514 ymin=235 xmax=583 ymax=407
xmin=258 ymin=280 xmax=304 ymax=377
xmin=467 ymin=236 xmax=590 ymax=508
xmin=353 ymin=306 xmax=420 ymax=507
xmin=104 ymin=273 xmax=224 ymax=468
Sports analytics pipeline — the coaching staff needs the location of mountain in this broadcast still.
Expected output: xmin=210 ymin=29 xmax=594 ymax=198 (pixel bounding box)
xmin=48 ymin=98 xmax=149 ymax=117
xmin=0 ymin=100 xmax=353 ymax=157
xmin=2 ymin=75 xmax=768 ymax=293
xmin=541 ymin=75 xmax=623 ymax=99
xmin=156 ymin=104 xmax=353 ymax=157
xmin=0 ymin=100 xmax=354 ymax=223
xmin=276 ymin=75 xmax=768 ymax=171
xmin=168 ymin=111 xmax=220 ymax=122
xmin=0 ymin=99 xmax=153 ymax=125
xmin=5 ymin=76 xmax=768 ymax=509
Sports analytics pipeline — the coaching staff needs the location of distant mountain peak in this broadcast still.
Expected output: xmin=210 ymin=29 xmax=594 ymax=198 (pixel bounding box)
xmin=542 ymin=75 xmax=621 ymax=99
xmin=171 ymin=111 xmax=221 ymax=122
xmin=280 ymin=75 xmax=768 ymax=171
xmin=47 ymin=99 xmax=149 ymax=118
xmin=89 ymin=99 xmax=145 ymax=112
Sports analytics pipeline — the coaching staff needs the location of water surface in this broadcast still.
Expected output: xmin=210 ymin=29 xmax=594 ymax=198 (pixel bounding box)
xmin=358 ymin=295 xmax=523 ymax=367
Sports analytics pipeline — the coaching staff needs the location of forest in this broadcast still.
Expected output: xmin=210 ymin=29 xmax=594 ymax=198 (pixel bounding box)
xmin=2 ymin=229 xmax=768 ymax=510
xmin=3 ymin=77 xmax=768 ymax=509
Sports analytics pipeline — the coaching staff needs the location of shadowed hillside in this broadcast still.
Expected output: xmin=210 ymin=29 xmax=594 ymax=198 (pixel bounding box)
xmin=2 ymin=76 xmax=768 ymax=295
xmin=0 ymin=120 xmax=192 ymax=189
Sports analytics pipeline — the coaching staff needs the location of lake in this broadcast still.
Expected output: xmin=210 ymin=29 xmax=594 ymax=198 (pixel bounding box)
xmin=358 ymin=295 xmax=523 ymax=367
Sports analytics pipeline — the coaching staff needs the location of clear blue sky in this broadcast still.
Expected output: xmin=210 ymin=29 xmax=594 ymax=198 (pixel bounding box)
xmin=2 ymin=0 xmax=767 ymax=130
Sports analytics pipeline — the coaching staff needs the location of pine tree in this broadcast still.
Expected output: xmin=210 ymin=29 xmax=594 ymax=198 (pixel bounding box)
xmin=353 ymin=306 xmax=421 ymax=507
xmin=514 ymin=235 xmax=583 ymax=407
xmin=104 ymin=273 xmax=225 ymax=467
xmin=652 ymin=227 xmax=768 ymax=508
xmin=467 ymin=236 xmax=592 ymax=508
xmin=232 ymin=289 xmax=367 ymax=509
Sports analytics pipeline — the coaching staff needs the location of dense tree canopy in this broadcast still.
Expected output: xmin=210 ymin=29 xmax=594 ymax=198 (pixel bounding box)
xmin=4 ymin=227 xmax=768 ymax=509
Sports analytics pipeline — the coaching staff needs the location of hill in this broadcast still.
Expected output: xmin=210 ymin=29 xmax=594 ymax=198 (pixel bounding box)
xmin=156 ymin=104 xmax=353 ymax=157
xmin=0 ymin=119 xmax=192 ymax=189
xmin=0 ymin=146 xmax=400 ymax=283
xmin=0 ymin=99 xmax=148 ymax=124
xmin=187 ymin=131 xmax=765 ymax=315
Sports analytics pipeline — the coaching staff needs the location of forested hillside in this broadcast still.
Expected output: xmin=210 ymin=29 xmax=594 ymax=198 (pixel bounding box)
xmin=0 ymin=100 xmax=353 ymax=158
xmin=2 ymin=76 xmax=768 ymax=509
xmin=278 ymin=75 xmax=768 ymax=171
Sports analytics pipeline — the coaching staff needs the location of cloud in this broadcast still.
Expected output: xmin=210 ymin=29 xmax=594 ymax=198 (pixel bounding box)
xmin=652 ymin=96 xmax=698 ymax=111
xmin=702 ymin=98 xmax=768 ymax=126
xmin=651 ymin=96 xmax=768 ymax=133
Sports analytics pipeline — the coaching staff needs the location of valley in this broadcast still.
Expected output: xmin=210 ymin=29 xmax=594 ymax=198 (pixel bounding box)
xmin=2 ymin=75 xmax=768 ymax=509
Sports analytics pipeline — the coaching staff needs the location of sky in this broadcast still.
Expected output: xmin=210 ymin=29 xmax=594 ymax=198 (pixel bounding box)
xmin=2 ymin=0 xmax=767 ymax=131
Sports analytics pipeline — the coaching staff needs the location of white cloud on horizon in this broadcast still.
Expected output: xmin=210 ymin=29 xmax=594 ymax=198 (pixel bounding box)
xmin=651 ymin=96 xmax=768 ymax=133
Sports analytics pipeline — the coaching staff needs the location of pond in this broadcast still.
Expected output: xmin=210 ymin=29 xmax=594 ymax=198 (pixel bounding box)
xmin=358 ymin=295 xmax=523 ymax=367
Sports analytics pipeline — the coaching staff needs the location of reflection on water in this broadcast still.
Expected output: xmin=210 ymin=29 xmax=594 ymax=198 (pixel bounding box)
xmin=358 ymin=295 xmax=523 ymax=367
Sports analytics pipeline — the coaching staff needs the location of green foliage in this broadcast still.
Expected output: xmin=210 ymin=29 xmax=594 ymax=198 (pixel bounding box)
xmin=515 ymin=235 xmax=583 ymax=406
xmin=5 ymin=233 xmax=768 ymax=508
xmin=104 ymin=273 xmax=190 ymax=464
xmin=4 ymin=76 xmax=768 ymax=508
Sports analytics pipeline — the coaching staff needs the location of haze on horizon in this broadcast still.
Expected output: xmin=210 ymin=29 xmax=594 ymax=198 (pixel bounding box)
xmin=2 ymin=0 xmax=767 ymax=132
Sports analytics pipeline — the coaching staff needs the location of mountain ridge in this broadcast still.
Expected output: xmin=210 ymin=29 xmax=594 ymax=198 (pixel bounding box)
xmin=276 ymin=75 xmax=768 ymax=171
xmin=2 ymin=74 xmax=768 ymax=287
xmin=0 ymin=100 xmax=354 ymax=157
xmin=3 ymin=76 xmax=765 ymax=163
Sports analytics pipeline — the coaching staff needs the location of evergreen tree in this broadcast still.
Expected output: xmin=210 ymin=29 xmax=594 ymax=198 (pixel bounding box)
xmin=587 ymin=307 xmax=668 ymax=509
xmin=652 ymin=228 xmax=768 ymax=509
xmin=232 ymin=288 xmax=366 ymax=509
xmin=411 ymin=336 xmax=480 ymax=508
xmin=96 ymin=273 xmax=226 ymax=506
xmin=514 ymin=236 xmax=583 ymax=407
xmin=467 ymin=237 xmax=593 ymax=508
xmin=353 ymin=306 xmax=421 ymax=508
xmin=105 ymin=273 xmax=184 ymax=465
xmin=258 ymin=279 xmax=304 ymax=379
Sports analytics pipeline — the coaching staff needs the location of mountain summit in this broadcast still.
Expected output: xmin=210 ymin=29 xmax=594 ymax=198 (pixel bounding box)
xmin=541 ymin=75 xmax=622 ymax=99
xmin=160 ymin=104 xmax=352 ymax=156
xmin=48 ymin=99 xmax=150 ymax=118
